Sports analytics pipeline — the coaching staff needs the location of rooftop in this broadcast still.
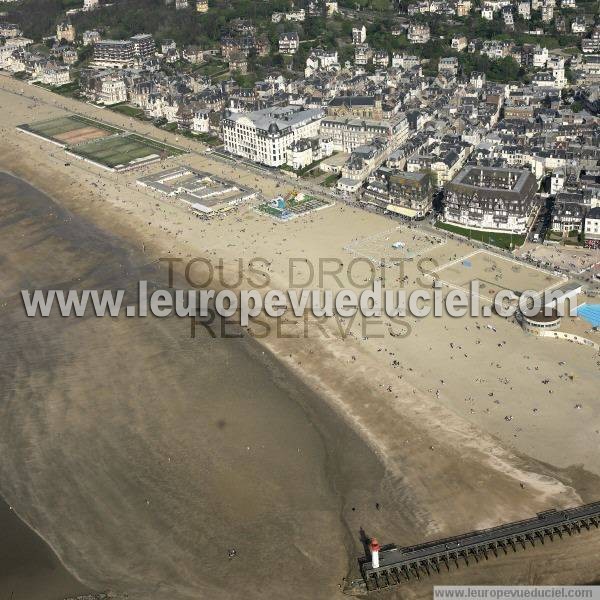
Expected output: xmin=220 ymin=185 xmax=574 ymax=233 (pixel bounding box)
xmin=226 ymin=105 xmax=324 ymax=133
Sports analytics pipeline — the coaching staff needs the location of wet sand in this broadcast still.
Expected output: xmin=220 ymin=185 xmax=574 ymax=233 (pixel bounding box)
xmin=0 ymin=172 xmax=389 ymax=598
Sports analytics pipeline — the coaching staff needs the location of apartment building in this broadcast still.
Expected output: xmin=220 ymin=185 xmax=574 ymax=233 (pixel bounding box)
xmin=91 ymin=35 xmax=154 ymax=68
xmin=352 ymin=25 xmax=367 ymax=45
xmin=319 ymin=115 xmax=409 ymax=153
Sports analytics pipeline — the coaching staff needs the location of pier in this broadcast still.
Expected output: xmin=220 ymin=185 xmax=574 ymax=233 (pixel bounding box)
xmin=351 ymin=501 xmax=600 ymax=593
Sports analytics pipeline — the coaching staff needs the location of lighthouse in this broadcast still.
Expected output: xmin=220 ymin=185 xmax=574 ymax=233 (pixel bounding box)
xmin=369 ymin=538 xmax=381 ymax=569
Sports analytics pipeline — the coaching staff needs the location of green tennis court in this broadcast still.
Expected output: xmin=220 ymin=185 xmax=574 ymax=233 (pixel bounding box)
xmin=70 ymin=133 xmax=185 ymax=169
xmin=18 ymin=115 xmax=121 ymax=145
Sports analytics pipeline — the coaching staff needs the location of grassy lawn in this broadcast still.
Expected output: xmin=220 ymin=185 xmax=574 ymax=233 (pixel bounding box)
xmin=194 ymin=60 xmax=229 ymax=77
xmin=109 ymin=103 xmax=146 ymax=119
xmin=175 ymin=129 xmax=221 ymax=145
xmin=52 ymin=81 xmax=81 ymax=98
xmin=33 ymin=79 xmax=81 ymax=98
xmin=435 ymin=221 xmax=525 ymax=250
xmin=160 ymin=122 xmax=179 ymax=133
xmin=302 ymin=167 xmax=324 ymax=180
xmin=322 ymin=173 xmax=340 ymax=188
xmin=192 ymin=132 xmax=221 ymax=146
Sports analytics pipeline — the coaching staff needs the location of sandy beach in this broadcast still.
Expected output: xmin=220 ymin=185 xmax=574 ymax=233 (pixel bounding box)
xmin=1 ymin=74 xmax=600 ymax=598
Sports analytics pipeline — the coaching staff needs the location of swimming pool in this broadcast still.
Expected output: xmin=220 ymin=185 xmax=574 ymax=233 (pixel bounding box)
xmin=576 ymin=303 xmax=600 ymax=328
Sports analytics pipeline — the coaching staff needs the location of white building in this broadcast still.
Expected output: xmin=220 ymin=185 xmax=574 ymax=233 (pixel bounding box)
xmin=518 ymin=0 xmax=531 ymax=18
xmin=451 ymin=36 xmax=467 ymax=52
xmin=444 ymin=166 xmax=538 ymax=234
xmin=354 ymin=43 xmax=371 ymax=66
xmin=407 ymin=23 xmax=430 ymax=44
xmin=391 ymin=53 xmax=420 ymax=69
xmin=0 ymin=23 xmax=21 ymax=37
xmin=222 ymin=105 xmax=325 ymax=167
xmin=82 ymin=30 xmax=101 ymax=45
xmin=550 ymin=169 xmax=565 ymax=195
xmin=192 ymin=110 xmax=210 ymax=133
xmin=62 ymin=49 xmax=78 ymax=65
xmin=584 ymin=206 xmax=600 ymax=249
xmin=572 ymin=17 xmax=587 ymax=34
xmin=286 ymin=137 xmax=333 ymax=171
xmin=286 ymin=8 xmax=306 ymax=21
xmin=373 ymin=51 xmax=388 ymax=68
xmin=541 ymin=1 xmax=553 ymax=22
xmin=0 ymin=46 xmax=16 ymax=69
xmin=38 ymin=63 xmax=71 ymax=86
xmin=279 ymin=32 xmax=299 ymax=55
xmin=352 ymin=25 xmax=367 ymax=45
xmin=320 ymin=115 xmax=408 ymax=153
xmin=533 ymin=45 xmax=549 ymax=68
xmin=305 ymin=49 xmax=339 ymax=77
xmin=470 ymin=71 xmax=486 ymax=88
xmin=325 ymin=0 xmax=339 ymax=15
xmin=481 ymin=5 xmax=495 ymax=19
xmin=98 ymin=76 xmax=127 ymax=104
xmin=548 ymin=56 xmax=566 ymax=87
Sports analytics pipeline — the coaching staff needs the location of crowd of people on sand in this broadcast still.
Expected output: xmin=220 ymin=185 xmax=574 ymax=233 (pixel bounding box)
xmin=5 ymin=82 xmax=599 ymax=291
xmin=517 ymin=245 xmax=599 ymax=281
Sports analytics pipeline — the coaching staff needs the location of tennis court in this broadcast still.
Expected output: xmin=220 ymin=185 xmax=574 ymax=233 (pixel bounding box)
xmin=70 ymin=133 xmax=185 ymax=170
xmin=18 ymin=115 xmax=120 ymax=146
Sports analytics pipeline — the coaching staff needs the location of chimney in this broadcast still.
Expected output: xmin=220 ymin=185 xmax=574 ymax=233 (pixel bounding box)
xmin=369 ymin=538 xmax=381 ymax=569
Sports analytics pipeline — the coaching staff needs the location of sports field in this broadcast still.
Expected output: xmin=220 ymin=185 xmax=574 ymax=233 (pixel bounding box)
xmin=18 ymin=115 xmax=120 ymax=146
xmin=69 ymin=133 xmax=185 ymax=170
xmin=432 ymin=249 xmax=565 ymax=301
xmin=345 ymin=226 xmax=445 ymax=262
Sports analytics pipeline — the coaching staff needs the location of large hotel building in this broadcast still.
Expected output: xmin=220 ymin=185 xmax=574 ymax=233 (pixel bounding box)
xmin=222 ymin=106 xmax=324 ymax=167
xmin=444 ymin=166 xmax=538 ymax=233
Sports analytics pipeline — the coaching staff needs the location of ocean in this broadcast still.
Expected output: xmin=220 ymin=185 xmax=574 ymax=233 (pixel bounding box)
xmin=0 ymin=171 xmax=386 ymax=599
